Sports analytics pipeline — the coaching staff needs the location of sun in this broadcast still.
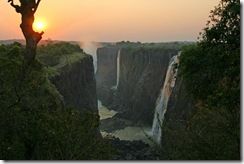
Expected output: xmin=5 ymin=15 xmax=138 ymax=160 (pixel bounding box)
xmin=34 ymin=21 xmax=45 ymax=31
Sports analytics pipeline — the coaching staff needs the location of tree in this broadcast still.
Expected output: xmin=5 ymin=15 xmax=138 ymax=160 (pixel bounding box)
xmin=178 ymin=0 xmax=240 ymax=159
xmin=181 ymin=0 xmax=240 ymax=110
xmin=8 ymin=0 xmax=44 ymax=66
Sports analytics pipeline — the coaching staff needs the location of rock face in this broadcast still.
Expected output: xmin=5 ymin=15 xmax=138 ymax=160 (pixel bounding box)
xmin=160 ymin=74 xmax=193 ymax=147
xmin=96 ymin=46 xmax=177 ymax=125
xmin=51 ymin=54 xmax=98 ymax=114
xmin=117 ymin=48 xmax=177 ymax=125
xmin=96 ymin=47 xmax=119 ymax=107
xmin=111 ymin=138 xmax=161 ymax=160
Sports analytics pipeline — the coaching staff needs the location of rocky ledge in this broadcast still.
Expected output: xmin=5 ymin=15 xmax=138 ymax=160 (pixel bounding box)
xmin=110 ymin=138 xmax=162 ymax=160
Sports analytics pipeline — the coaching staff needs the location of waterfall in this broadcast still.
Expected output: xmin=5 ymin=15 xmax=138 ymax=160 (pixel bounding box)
xmin=151 ymin=52 xmax=181 ymax=144
xmin=111 ymin=49 xmax=121 ymax=90
xmin=116 ymin=49 xmax=121 ymax=88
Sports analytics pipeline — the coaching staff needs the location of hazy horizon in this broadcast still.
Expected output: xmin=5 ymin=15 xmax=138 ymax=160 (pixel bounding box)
xmin=0 ymin=0 xmax=220 ymax=42
xmin=0 ymin=38 xmax=197 ymax=43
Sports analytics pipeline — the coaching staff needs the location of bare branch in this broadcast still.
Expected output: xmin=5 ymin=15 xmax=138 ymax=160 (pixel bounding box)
xmin=33 ymin=0 xmax=41 ymax=13
xmin=8 ymin=0 xmax=21 ymax=13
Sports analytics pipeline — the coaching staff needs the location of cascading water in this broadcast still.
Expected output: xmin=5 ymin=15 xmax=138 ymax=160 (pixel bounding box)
xmin=151 ymin=52 xmax=181 ymax=144
xmin=116 ymin=49 xmax=121 ymax=88
xmin=111 ymin=49 xmax=121 ymax=90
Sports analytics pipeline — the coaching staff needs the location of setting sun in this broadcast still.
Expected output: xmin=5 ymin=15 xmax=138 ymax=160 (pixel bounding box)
xmin=34 ymin=21 xmax=45 ymax=31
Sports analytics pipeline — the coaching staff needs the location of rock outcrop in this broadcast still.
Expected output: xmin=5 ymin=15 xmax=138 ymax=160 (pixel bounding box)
xmin=51 ymin=54 xmax=98 ymax=114
xmin=111 ymin=138 xmax=161 ymax=160
xmin=160 ymin=73 xmax=194 ymax=148
xmin=96 ymin=47 xmax=119 ymax=107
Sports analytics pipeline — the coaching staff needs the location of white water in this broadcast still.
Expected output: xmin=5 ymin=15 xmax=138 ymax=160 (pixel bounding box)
xmin=111 ymin=49 xmax=121 ymax=90
xmin=116 ymin=49 xmax=121 ymax=89
xmin=151 ymin=52 xmax=180 ymax=144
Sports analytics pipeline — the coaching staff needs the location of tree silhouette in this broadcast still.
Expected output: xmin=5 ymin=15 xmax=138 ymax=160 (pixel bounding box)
xmin=8 ymin=0 xmax=44 ymax=66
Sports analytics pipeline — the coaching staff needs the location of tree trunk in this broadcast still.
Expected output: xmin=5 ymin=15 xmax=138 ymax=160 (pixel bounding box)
xmin=21 ymin=11 xmax=43 ymax=66
xmin=9 ymin=0 xmax=43 ymax=67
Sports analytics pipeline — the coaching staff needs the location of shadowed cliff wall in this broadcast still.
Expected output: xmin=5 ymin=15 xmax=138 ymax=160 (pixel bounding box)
xmin=96 ymin=46 xmax=177 ymax=125
xmin=51 ymin=54 xmax=98 ymax=114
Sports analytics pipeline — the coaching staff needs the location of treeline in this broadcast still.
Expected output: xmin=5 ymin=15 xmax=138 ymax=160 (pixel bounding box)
xmin=107 ymin=40 xmax=195 ymax=50
xmin=37 ymin=41 xmax=84 ymax=66
xmin=162 ymin=0 xmax=240 ymax=159
xmin=0 ymin=42 xmax=116 ymax=159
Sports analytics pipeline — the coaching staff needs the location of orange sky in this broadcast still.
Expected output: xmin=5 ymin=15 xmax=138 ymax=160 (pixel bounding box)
xmin=0 ymin=0 xmax=220 ymax=42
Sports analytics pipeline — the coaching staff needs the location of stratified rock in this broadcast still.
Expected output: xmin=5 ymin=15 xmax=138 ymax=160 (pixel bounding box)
xmin=96 ymin=47 xmax=119 ymax=107
xmin=51 ymin=54 xmax=98 ymax=114
xmin=117 ymin=48 xmax=177 ymax=125
xmin=160 ymin=74 xmax=194 ymax=151
xmin=96 ymin=46 xmax=177 ymax=125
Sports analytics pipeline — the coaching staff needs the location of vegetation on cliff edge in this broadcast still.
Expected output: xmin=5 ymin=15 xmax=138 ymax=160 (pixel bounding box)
xmin=175 ymin=0 xmax=240 ymax=159
xmin=0 ymin=43 xmax=116 ymax=160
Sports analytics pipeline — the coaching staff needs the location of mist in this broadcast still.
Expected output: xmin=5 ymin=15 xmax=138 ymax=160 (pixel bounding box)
xmin=79 ymin=41 xmax=102 ymax=73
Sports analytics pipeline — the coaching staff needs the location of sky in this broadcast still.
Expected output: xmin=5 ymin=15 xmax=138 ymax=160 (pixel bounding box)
xmin=0 ymin=0 xmax=221 ymax=42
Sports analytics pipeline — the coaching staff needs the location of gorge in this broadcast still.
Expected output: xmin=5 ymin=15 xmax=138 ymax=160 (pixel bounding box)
xmin=95 ymin=42 xmax=191 ymax=145
xmin=2 ymin=39 xmax=237 ymax=160
xmin=37 ymin=41 xmax=194 ymax=159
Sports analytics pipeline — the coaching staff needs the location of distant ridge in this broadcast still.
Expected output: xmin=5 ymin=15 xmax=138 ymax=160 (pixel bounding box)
xmin=0 ymin=39 xmax=195 ymax=48
xmin=0 ymin=39 xmax=81 ymax=46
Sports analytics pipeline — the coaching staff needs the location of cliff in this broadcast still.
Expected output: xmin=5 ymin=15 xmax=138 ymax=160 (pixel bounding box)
xmin=96 ymin=47 xmax=119 ymax=106
xmin=117 ymin=47 xmax=177 ymax=125
xmin=50 ymin=54 xmax=98 ymax=114
xmin=96 ymin=46 xmax=177 ymax=125
xmin=160 ymin=73 xmax=194 ymax=151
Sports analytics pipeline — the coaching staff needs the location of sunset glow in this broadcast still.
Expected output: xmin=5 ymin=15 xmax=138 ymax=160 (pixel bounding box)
xmin=33 ymin=21 xmax=45 ymax=31
xmin=0 ymin=0 xmax=221 ymax=42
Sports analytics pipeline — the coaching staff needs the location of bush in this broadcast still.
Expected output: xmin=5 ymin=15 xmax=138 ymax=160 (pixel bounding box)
xmin=177 ymin=0 xmax=240 ymax=160
xmin=0 ymin=44 xmax=116 ymax=159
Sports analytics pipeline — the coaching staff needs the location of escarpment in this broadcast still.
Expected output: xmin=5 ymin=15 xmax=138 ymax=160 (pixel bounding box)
xmin=50 ymin=54 xmax=98 ymax=114
xmin=96 ymin=46 xmax=178 ymax=125
xmin=160 ymin=73 xmax=194 ymax=146
xmin=117 ymin=48 xmax=177 ymax=125
xmin=96 ymin=47 xmax=119 ymax=107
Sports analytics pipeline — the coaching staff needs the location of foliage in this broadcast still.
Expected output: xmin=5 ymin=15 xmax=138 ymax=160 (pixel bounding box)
xmin=177 ymin=0 xmax=240 ymax=159
xmin=37 ymin=42 xmax=88 ymax=78
xmin=37 ymin=42 xmax=84 ymax=66
xmin=0 ymin=43 xmax=116 ymax=160
xmin=180 ymin=0 xmax=240 ymax=111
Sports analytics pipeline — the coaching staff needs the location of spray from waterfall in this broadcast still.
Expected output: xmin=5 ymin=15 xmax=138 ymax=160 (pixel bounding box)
xmin=79 ymin=41 xmax=102 ymax=73
xmin=151 ymin=51 xmax=181 ymax=144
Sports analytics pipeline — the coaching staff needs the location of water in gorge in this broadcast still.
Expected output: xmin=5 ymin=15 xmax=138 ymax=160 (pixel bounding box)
xmin=112 ymin=127 xmax=152 ymax=144
xmin=98 ymin=100 xmax=151 ymax=144
xmin=98 ymin=100 xmax=117 ymax=120
xmin=151 ymin=52 xmax=180 ymax=144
